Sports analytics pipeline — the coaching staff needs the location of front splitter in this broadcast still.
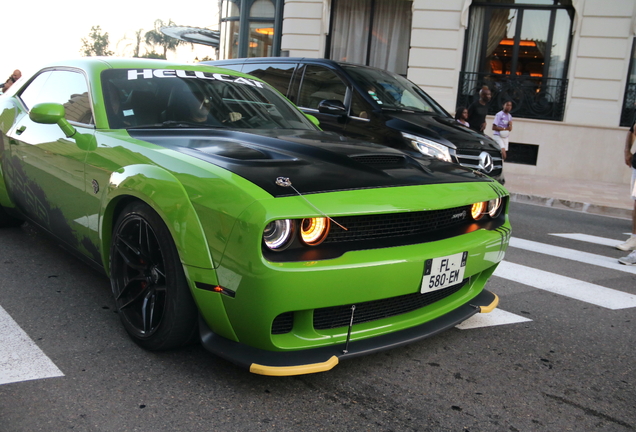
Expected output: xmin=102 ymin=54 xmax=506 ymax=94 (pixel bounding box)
xmin=199 ymin=289 xmax=498 ymax=376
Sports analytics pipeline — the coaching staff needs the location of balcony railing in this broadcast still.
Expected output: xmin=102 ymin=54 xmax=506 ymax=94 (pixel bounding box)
xmin=456 ymin=72 xmax=568 ymax=122
xmin=620 ymin=82 xmax=636 ymax=127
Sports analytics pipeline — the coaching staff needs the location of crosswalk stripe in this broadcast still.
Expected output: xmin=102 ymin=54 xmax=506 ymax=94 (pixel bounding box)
xmin=0 ymin=305 xmax=64 ymax=385
xmin=456 ymin=308 xmax=532 ymax=330
xmin=493 ymin=261 xmax=636 ymax=310
xmin=549 ymin=233 xmax=624 ymax=248
xmin=509 ymin=237 xmax=636 ymax=274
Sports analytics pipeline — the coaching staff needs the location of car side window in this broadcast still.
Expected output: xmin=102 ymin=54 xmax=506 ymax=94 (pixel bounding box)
xmin=297 ymin=66 xmax=347 ymax=110
xmin=19 ymin=72 xmax=54 ymax=111
xmin=20 ymin=70 xmax=93 ymax=125
xmin=350 ymin=91 xmax=371 ymax=119
xmin=242 ymin=63 xmax=296 ymax=97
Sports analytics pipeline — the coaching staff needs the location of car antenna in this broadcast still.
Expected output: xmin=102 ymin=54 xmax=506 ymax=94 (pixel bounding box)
xmin=275 ymin=177 xmax=348 ymax=231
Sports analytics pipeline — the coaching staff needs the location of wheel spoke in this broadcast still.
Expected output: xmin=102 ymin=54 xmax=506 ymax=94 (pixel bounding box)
xmin=138 ymin=220 xmax=158 ymax=266
xmin=118 ymin=280 xmax=151 ymax=310
xmin=114 ymin=239 xmax=146 ymax=272
xmin=115 ymin=275 xmax=146 ymax=301
xmin=141 ymin=290 xmax=157 ymax=334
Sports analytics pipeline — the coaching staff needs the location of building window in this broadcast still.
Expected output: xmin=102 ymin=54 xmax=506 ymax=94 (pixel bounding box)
xmin=458 ymin=0 xmax=574 ymax=121
xmin=220 ymin=0 xmax=283 ymax=59
xmin=327 ymin=0 xmax=412 ymax=75
xmin=221 ymin=0 xmax=241 ymax=59
xmin=621 ymin=39 xmax=636 ymax=127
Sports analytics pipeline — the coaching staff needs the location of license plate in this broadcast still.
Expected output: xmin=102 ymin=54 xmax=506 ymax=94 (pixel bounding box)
xmin=421 ymin=252 xmax=467 ymax=293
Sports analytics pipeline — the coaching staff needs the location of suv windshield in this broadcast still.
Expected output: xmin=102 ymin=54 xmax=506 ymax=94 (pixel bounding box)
xmin=101 ymin=69 xmax=317 ymax=130
xmin=341 ymin=65 xmax=448 ymax=115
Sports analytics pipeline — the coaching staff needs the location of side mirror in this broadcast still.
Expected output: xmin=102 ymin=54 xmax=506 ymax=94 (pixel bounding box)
xmin=304 ymin=114 xmax=320 ymax=128
xmin=317 ymin=99 xmax=346 ymax=116
xmin=29 ymin=103 xmax=64 ymax=124
xmin=29 ymin=103 xmax=76 ymax=138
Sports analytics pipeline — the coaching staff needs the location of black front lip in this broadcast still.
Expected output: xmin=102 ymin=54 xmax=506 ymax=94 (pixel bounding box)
xmin=199 ymin=289 xmax=498 ymax=375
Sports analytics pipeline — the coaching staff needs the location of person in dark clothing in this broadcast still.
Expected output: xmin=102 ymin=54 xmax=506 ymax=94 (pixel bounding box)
xmin=467 ymin=86 xmax=492 ymax=134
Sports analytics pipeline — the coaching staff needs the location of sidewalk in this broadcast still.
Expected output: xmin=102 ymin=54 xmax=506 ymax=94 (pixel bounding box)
xmin=504 ymin=173 xmax=634 ymax=219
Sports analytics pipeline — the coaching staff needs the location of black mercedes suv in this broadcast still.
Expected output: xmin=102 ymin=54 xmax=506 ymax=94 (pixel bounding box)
xmin=203 ymin=57 xmax=504 ymax=183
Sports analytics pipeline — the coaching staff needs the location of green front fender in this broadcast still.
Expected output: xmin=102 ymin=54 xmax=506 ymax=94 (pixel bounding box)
xmin=100 ymin=164 xmax=215 ymax=274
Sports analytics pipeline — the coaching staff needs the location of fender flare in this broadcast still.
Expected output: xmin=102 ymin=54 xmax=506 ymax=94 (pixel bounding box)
xmin=100 ymin=164 xmax=215 ymax=274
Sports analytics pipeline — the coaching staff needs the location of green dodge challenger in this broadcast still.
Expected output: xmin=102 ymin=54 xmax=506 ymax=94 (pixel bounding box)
xmin=0 ymin=58 xmax=510 ymax=376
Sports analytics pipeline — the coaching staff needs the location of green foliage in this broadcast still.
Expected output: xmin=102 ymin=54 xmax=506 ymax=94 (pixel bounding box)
xmin=133 ymin=29 xmax=144 ymax=58
xmin=139 ymin=50 xmax=166 ymax=60
xmin=80 ymin=25 xmax=114 ymax=57
xmin=144 ymin=19 xmax=190 ymax=59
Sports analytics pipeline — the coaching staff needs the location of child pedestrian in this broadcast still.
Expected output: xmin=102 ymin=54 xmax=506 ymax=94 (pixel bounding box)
xmin=455 ymin=106 xmax=470 ymax=127
xmin=492 ymin=100 xmax=513 ymax=160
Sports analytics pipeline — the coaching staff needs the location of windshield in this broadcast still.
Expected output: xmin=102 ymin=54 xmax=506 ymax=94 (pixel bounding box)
xmin=341 ymin=65 xmax=448 ymax=115
xmin=101 ymin=68 xmax=317 ymax=130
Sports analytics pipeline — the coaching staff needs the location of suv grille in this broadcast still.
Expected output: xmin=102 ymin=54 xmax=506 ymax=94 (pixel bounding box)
xmin=455 ymin=149 xmax=503 ymax=177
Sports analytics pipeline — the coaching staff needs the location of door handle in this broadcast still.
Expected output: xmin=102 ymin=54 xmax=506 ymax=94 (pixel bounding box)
xmin=16 ymin=125 xmax=26 ymax=135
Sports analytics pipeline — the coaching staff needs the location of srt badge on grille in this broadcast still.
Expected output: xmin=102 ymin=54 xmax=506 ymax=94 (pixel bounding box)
xmin=451 ymin=211 xmax=467 ymax=220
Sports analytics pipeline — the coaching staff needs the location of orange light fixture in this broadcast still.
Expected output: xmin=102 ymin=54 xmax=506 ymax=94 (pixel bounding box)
xmin=499 ymin=38 xmax=537 ymax=47
xmin=255 ymin=27 xmax=274 ymax=35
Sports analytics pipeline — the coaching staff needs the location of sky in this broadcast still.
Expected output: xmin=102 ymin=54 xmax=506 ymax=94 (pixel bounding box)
xmin=0 ymin=0 xmax=220 ymax=81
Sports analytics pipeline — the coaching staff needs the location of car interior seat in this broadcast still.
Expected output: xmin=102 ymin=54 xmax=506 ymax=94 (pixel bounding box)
xmin=127 ymin=91 xmax=160 ymax=126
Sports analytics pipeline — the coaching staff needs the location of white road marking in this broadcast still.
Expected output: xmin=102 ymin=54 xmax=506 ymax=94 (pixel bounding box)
xmin=456 ymin=308 xmax=532 ymax=330
xmin=509 ymin=237 xmax=636 ymax=274
xmin=549 ymin=233 xmax=624 ymax=248
xmin=493 ymin=261 xmax=636 ymax=310
xmin=0 ymin=305 xmax=64 ymax=385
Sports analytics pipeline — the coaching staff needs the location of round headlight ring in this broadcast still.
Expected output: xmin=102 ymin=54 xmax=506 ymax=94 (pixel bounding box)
xmin=487 ymin=198 xmax=502 ymax=218
xmin=300 ymin=217 xmax=330 ymax=246
xmin=263 ymin=219 xmax=293 ymax=250
xmin=471 ymin=201 xmax=487 ymax=220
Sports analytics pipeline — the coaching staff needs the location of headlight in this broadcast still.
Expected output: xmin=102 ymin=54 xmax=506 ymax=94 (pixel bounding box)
xmin=487 ymin=198 xmax=502 ymax=218
xmin=471 ymin=198 xmax=503 ymax=221
xmin=300 ymin=217 xmax=330 ymax=245
xmin=263 ymin=219 xmax=293 ymax=250
xmin=471 ymin=202 xmax=487 ymax=220
xmin=401 ymin=132 xmax=453 ymax=162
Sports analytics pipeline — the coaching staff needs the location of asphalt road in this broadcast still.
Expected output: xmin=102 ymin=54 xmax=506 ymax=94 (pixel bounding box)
xmin=0 ymin=202 xmax=635 ymax=432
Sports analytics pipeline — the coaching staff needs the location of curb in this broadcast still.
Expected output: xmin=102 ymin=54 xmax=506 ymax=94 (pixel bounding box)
xmin=509 ymin=192 xmax=633 ymax=219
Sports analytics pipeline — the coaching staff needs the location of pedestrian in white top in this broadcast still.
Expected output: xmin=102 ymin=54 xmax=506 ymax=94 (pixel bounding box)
xmin=492 ymin=100 xmax=513 ymax=161
xmin=616 ymin=120 xmax=636 ymax=264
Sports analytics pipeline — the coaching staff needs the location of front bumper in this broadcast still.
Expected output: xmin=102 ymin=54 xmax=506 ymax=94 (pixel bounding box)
xmin=199 ymin=289 xmax=498 ymax=376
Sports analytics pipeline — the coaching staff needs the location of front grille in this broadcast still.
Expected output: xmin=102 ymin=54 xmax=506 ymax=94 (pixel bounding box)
xmin=313 ymin=279 xmax=468 ymax=330
xmin=349 ymin=154 xmax=407 ymax=167
xmin=325 ymin=205 xmax=472 ymax=243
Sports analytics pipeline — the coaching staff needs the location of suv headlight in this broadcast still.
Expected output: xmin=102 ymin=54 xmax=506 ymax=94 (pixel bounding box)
xmin=401 ymin=132 xmax=453 ymax=162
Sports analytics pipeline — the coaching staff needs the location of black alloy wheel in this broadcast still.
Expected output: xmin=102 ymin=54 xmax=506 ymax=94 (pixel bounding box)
xmin=110 ymin=201 xmax=197 ymax=350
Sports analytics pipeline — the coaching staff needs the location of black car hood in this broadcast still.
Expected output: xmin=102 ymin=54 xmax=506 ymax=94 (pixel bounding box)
xmin=384 ymin=111 xmax=501 ymax=152
xmin=127 ymin=128 xmax=488 ymax=197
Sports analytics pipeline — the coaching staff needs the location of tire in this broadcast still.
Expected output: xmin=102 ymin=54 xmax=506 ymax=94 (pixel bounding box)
xmin=109 ymin=201 xmax=198 ymax=350
xmin=0 ymin=205 xmax=23 ymax=228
